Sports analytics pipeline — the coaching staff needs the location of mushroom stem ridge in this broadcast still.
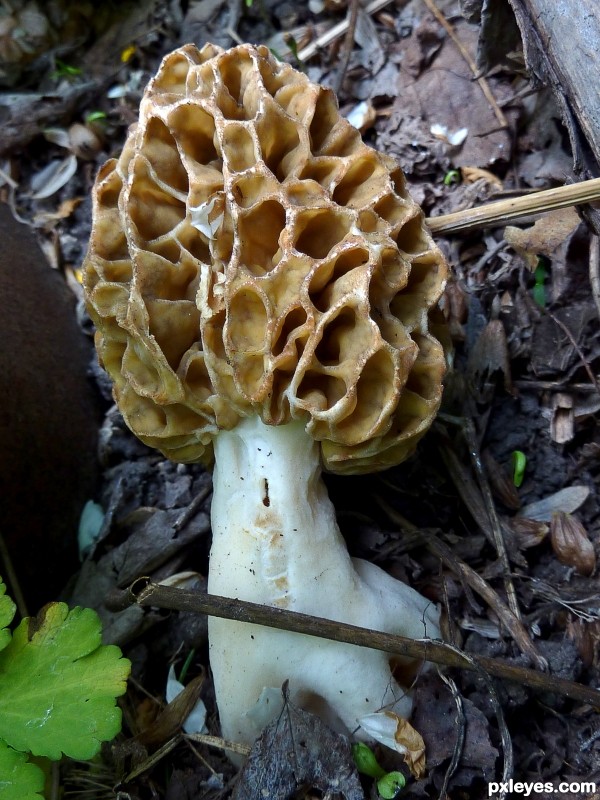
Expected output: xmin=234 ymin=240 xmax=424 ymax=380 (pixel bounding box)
xmin=208 ymin=416 xmax=439 ymax=746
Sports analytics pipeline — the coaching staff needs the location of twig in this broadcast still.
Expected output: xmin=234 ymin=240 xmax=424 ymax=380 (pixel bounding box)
xmin=297 ymin=0 xmax=394 ymax=62
xmin=426 ymin=178 xmax=600 ymax=235
xmin=462 ymin=418 xmax=522 ymax=620
xmin=416 ymin=525 xmax=545 ymax=669
xmin=129 ymin=579 xmax=600 ymax=706
xmin=436 ymin=671 xmax=466 ymax=798
xmin=333 ymin=0 xmax=361 ymax=96
xmin=590 ymin=235 xmax=600 ymax=320
xmin=420 ymin=0 xmax=507 ymax=129
xmin=544 ymin=308 xmax=600 ymax=397
xmin=438 ymin=646 xmax=513 ymax=797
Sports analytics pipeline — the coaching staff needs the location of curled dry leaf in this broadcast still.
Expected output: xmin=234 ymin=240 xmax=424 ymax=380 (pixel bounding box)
xmin=28 ymin=153 xmax=78 ymax=200
xmin=68 ymin=123 xmax=103 ymax=160
xmin=550 ymin=511 xmax=596 ymax=576
xmin=504 ymin=207 xmax=581 ymax=270
xmin=566 ymin=617 xmax=600 ymax=668
xmin=482 ymin=449 xmax=521 ymax=510
xmin=359 ymin=711 xmax=426 ymax=779
xmin=506 ymin=516 xmax=549 ymax=549
xmin=461 ymin=166 xmax=503 ymax=189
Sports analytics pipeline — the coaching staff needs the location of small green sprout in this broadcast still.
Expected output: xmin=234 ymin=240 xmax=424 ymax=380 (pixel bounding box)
xmin=352 ymin=742 xmax=406 ymax=798
xmin=85 ymin=110 xmax=107 ymax=124
xmin=532 ymin=258 xmax=548 ymax=307
xmin=285 ymin=35 xmax=300 ymax=63
xmin=52 ymin=59 xmax=83 ymax=79
xmin=443 ymin=169 xmax=460 ymax=186
xmin=512 ymin=450 xmax=527 ymax=488
xmin=178 ymin=647 xmax=196 ymax=684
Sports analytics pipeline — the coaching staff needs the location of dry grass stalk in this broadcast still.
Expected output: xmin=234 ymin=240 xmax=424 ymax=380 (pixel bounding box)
xmin=427 ymin=178 xmax=600 ymax=235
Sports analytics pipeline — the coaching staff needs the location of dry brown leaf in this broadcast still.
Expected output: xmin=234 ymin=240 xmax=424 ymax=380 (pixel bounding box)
xmin=482 ymin=449 xmax=521 ymax=510
xmin=393 ymin=715 xmax=427 ymax=778
xmin=504 ymin=206 xmax=581 ymax=270
xmin=550 ymin=511 xmax=596 ymax=576
xmin=549 ymin=392 xmax=574 ymax=444
xmin=232 ymin=699 xmax=364 ymax=800
xmin=359 ymin=711 xmax=426 ymax=778
xmin=506 ymin=516 xmax=549 ymax=549
xmin=461 ymin=166 xmax=503 ymax=189
xmin=137 ymin=670 xmax=206 ymax=747
xmin=566 ymin=617 xmax=600 ymax=668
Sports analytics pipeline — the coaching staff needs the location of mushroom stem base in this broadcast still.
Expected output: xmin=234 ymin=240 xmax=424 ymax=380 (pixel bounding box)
xmin=208 ymin=417 xmax=439 ymax=748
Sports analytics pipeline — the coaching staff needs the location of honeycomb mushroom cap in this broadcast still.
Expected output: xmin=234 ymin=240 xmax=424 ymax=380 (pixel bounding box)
xmin=84 ymin=43 xmax=447 ymax=474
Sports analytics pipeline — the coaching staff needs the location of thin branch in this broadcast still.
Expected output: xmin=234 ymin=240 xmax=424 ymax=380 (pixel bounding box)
xmin=129 ymin=579 xmax=600 ymax=706
xmin=426 ymin=178 xmax=600 ymax=235
xmin=333 ymin=0 xmax=361 ymax=96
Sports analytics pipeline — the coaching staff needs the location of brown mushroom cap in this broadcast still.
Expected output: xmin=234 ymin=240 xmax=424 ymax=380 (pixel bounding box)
xmin=84 ymin=43 xmax=447 ymax=474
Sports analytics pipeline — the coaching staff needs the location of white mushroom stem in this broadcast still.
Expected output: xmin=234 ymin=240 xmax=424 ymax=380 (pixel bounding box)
xmin=208 ymin=416 xmax=439 ymax=748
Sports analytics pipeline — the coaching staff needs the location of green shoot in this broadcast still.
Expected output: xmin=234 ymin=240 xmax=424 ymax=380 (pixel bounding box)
xmin=533 ymin=258 xmax=548 ymax=307
xmin=352 ymin=742 xmax=406 ymax=798
xmin=443 ymin=169 xmax=460 ymax=186
xmin=512 ymin=450 xmax=527 ymax=488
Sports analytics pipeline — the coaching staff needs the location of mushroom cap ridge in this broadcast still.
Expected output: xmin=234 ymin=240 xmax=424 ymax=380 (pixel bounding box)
xmin=83 ymin=42 xmax=447 ymax=474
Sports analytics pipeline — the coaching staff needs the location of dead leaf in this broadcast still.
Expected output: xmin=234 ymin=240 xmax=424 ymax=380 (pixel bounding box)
xmin=519 ymin=485 xmax=590 ymax=522
xmin=482 ymin=449 xmax=521 ymax=510
xmin=549 ymin=392 xmax=574 ymax=444
xmin=137 ymin=669 xmax=206 ymax=748
xmin=461 ymin=166 xmax=503 ymax=189
xmin=506 ymin=516 xmax=549 ymax=549
xmin=467 ymin=319 xmax=513 ymax=404
xmin=358 ymin=712 xmax=426 ymax=779
xmin=28 ymin=153 xmax=78 ymax=199
xmin=394 ymin=19 xmax=513 ymax=168
xmin=566 ymin=617 xmax=600 ymax=668
xmin=232 ymin=691 xmax=364 ymax=800
xmin=412 ymin=674 xmax=499 ymax=780
xmin=550 ymin=512 xmax=596 ymax=576
xmin=531 ymin=303 xmax=596 ymax=377
xmin=504 ymin=207 xmax=581 ymax=270
xmin=34 ymin=196 xmax=83 ymax=225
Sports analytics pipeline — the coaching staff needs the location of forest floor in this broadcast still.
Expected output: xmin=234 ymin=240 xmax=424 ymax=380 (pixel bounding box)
xmin=1 ymin=0 xmax=599 ymax=798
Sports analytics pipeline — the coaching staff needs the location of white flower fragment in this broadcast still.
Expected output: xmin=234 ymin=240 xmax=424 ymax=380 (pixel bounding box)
xmin=359 ymin=711 xmax=426 ymax=778
xmin=166 ymin=665 xmax=208 ymax=735
xmin=430 ymin=123 xmax=468 ymax=146
xmin=190 ymin=196 xmax=224 ymax=240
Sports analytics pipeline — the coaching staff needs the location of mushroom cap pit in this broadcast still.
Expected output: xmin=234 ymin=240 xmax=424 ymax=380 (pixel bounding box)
xmin=83 ymin=43 xmax=447 ymax=474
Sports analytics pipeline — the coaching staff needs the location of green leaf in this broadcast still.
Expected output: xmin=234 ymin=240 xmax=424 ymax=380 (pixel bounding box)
xmin=0 ymin=739 xmax=45 ymax=800
xmin=0 ymin=580 xmax=16 ymax=653
xmin=0 ymin=603 xmax=130 ymax=760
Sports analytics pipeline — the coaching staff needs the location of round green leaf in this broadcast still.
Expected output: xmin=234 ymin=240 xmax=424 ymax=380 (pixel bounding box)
xmin=0 ymin=739 xmax=45 ymax=800
xmin=0 ymin=603 xmax=130 ymax=760
xmin=0 ymin=580 xmax=16 ymax=653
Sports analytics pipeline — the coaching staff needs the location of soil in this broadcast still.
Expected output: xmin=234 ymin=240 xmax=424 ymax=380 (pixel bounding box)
xmin=1 ymin=1 xmax=599 ymax=798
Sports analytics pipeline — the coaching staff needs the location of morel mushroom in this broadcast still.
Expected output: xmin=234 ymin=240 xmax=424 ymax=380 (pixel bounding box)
xmin=83 ymin=43 xmax=447 ymax=749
